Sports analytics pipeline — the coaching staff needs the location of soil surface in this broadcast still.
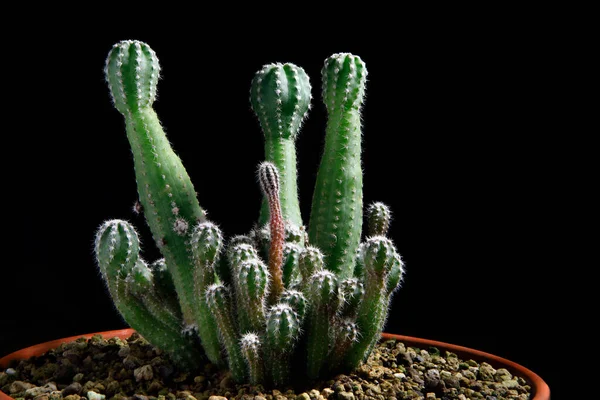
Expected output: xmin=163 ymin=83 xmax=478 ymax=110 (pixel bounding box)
xmin=1 ymin=333 xmax=532 ymax=400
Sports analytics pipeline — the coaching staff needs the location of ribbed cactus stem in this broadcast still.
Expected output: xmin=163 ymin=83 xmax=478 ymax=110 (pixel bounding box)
xmin=280 ymin=289 xmax=307 ymax=322
xmin=306 ymin=270 xmax=340 ymax=380
xmin=330 ymin=319 xmax=359 ymax=373
xmin=386 ymin=253 xmax=405 ymax=297
xmin=251 ymin=63 xmax=311 ymax=227
xmin=127 ymin=260 xmax=183 ymax=333
xmin=205 ymin=284 xmax=247 ymax=382
xmin=258 ymin=162 xmax=285 ymax=304
xmin=148 ymin=259 xmax=182 ymax=318
xmin=309 ymin=53 xmax=367 ymax=279
xmin=190 ymin=222 xmax=224 ymax=365
xmin=344 ymin=237 xmax=398 ymax=369
xmin=94 ymin=220 xmax=202 ymax=370
xmin=298 ymin=246 xmax=325 ymax=286
xmin=240 ymin=333 xmax=265 ymax=385
xmin=105 ymin=40 xmax=207 ymax=326
xmin=234 ymin=259 xmax=269 ymax=333
xmin=282 ymin=243 xmax=302 ymax=288
xmin=265 ymin=303 xmax=300 ymax=387
xmin=339 ymin=277 xmax=365 ymax=318
xmin=367 ymin=202 xmax=392 ymax=237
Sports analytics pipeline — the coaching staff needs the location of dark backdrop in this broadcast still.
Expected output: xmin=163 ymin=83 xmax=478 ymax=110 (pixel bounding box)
xmin=3 ymin=21 xmax=568 ymax=397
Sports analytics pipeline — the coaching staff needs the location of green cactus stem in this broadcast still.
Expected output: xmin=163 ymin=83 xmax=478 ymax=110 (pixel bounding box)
xmin=105 ymin=40 xmax=207 ymax=327
xmin=148 ymin=259 xmax=182 ymax=318
xmin=298 ymin=246 xmax=324 ymax=287
xmin=95 ymin=220 xmax=202 ymax=370
xmin=251 ymin=63 xmax=311 ymax=227
xmin=344 ymin=236 xmax=398 ymax=369
xmin=367 ymin=202 xmax=392 ymax=237
xmin=282 ymin=243 xmax=302 ymax=287
xmin=258 ymin=162 xmax=285 ymax=304
xmin=329 ymin=318 xmax=359 ymax=374
xmin=305 ymin=270 xmax=340 ymax=380
xmin=240 ymin=333 xmax=265 ymax=385
xmin=265 ymin=303 xmax=301 ymax=387
xmin=280 ymin=289 xmax=307 ymax=322
xmin=308 ymin=53 xmax=368 ymax=279
xmin=190 ymin=222 xmax=224 ymax=365
xmin=205 ymin=284 xmax=247 ymax=382
xmin=338 ymin=277 xmax=364 ymax=318
xmin=127 ymin=260 xmax=183 ymax=333
xmin=234 ymin=259 xmax=270 ymax=333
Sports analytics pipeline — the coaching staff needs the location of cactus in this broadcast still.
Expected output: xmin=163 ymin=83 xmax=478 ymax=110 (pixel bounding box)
xmin=308 ymin=53 xmax=367 ymax=279
xmin=251 ymin=63 xmax=311 ymax=228
xmin=96 ymin=40 xmax=406 ymax=387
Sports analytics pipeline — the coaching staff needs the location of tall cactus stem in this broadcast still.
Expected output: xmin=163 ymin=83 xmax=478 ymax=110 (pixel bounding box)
xmin=251 ymin=63 xmax=311 ymax=227
xmin=205 ymin=284 xmax=247 ymax=382
xmin=190 ymin=222 xmax=225 ymax=365
xmin=265 ymin=303 xmax=300 ymax=387
xmin=105 ymin=40 xmax=207 ymax=326
xmin=309 ymin=53 xmax=367 ymax=279
xmin=305 ymin=270 xmax=340 ymax=380
xmin=258 ymin=162 xmax=285 ymax=304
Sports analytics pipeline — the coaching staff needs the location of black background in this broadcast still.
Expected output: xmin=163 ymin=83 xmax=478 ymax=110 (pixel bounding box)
xmin=2 ymin=15 xmax=580 ymax=399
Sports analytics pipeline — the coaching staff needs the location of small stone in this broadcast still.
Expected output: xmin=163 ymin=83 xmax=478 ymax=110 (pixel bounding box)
xmin=34 ymin=395 xmax=49 ymax=400
xmin=424 ymin=369 xmax=440 ymax=390
xmin=337 ymin=392 xmax=354 ymax=400
xmin=135 ymin=365 xmax=154 ymax=382
xmin=458 ymin=395 xmax=467 ymax=400
xmin=255 ymin=397 xmax=267 ymax=400
xmin=425 ymin=394 xmax=436 ymax=399
xmin=194 ymin=376 xmax=205 ymax=383
xmin=208 ymin=397 xmax=227 ymax=400
xmin=220 ymin=373 xmax=234 ymax=389
xmin=393 ymin=373 xmax=405 ymax=379
xmin=296 ymin=393 xmax=311 ymax=400
xmin=494 ymin=368 xmax=512 ymax=382
xmin=63 ymin=382 xmax=83 ymax=396
xmin=10 ymin=381 xmax=35 ymax=394
xmin=478 ymin=362 xmax=496 ymax=381
xmin=6 ymin=368 xmax=17 ymax=375
xmin=87 ymin=391 xmax=106 ymax=400
xmin=502 ymin=379 xmax=519 ymax=389
xmin=440 ymin=371 xmax=460 ymax=389
xmin=309 ymin=390 xmax=320 ymax=399
xmin=322 ymin=389 xmax=334 ymax=399
xmin=73 ymin=373 xmax=84 ymax=382
xmin=134 ymin=395 xmax=149 ymax=400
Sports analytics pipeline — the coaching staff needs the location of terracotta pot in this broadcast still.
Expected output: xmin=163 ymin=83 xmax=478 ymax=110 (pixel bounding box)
xmin=0 ymin=329 xmax=550 ymax=400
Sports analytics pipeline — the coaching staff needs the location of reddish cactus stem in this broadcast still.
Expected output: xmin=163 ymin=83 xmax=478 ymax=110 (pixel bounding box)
xmin=258 ymin=162 xmax=285 ymax=303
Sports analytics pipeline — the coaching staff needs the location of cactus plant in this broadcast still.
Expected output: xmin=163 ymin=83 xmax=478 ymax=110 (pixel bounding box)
xmin=96 ymin=40 xmax=405 ymax=387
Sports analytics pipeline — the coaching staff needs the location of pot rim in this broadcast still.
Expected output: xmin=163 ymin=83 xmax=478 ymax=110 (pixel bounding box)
xmin=0 ymin=329 xmax=550 ymax=400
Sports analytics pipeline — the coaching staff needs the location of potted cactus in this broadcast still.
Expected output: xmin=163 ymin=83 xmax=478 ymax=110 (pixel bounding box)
xmin=94 ymin=40 xmax=399 ymax=386
xmin=0 ymin=40 xmax=550 ymax=400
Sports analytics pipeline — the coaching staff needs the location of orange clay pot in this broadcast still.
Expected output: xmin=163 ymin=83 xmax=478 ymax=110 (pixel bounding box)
xmin=0 ymin=329 xmax=550 ymax=400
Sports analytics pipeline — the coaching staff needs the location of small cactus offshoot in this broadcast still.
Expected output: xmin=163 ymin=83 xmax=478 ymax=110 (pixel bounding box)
xmin=96 ymin=41 xmax=405 ymax=387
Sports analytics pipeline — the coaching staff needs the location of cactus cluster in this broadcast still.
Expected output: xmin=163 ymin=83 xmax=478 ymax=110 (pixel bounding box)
xmin=95 ymin=40 xmax=405 ymax=387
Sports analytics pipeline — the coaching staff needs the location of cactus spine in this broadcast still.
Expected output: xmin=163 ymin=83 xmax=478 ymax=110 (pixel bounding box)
xmin=251 ymin=64 xmax=311 ymax=227
xmin=99 ymin=42 xmax=407 ymax=387
xmin=309 ymin=53 xmax=367 ymax=279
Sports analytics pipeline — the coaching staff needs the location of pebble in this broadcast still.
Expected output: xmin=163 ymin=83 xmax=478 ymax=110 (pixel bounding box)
xmin=478 ymin=362 xmax=496 ymax=381
xmin=255 ymin=396 xmax=267 ymax=400
xmin=424 ymin=369 xmax=440 ymax=390
xmin=321 ymin=388 xmax=334 ymax=399
xmin=10 ymin=380 xmax=35 ymax=394
xmin=337 ymin=392 xmax=354 ymax=400
xmin=208 ymin=396 xmax=227 ymax=400
xmin=296 ymin=393 xmax=311 ymax=400
xmin=6 ymin=368 xmax=16 ymax=375
xmin=63 ymin=382 xmax=83 ymax=396
xmin=494 ymin=368 xmax=512 ymax=382
xmin=87 ymin=391 xmax=106 ymax=400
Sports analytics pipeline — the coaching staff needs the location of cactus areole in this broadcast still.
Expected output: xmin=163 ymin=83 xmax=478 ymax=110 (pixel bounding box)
xmin=96 ymin=41 xmax=406 ymax=387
